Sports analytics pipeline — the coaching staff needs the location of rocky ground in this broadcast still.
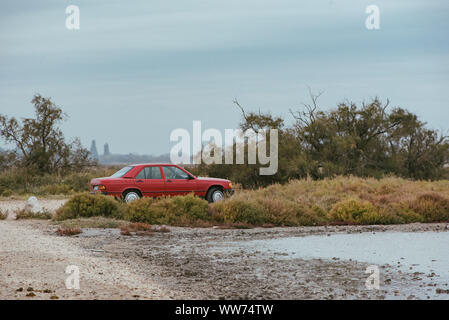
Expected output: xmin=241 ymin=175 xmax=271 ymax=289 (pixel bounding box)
xmin=0 ymin=200 xmax=448 ymax=300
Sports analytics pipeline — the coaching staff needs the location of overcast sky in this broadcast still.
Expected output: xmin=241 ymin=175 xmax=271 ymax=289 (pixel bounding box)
xmin=0 ymin=0 xmax=448 ymax=155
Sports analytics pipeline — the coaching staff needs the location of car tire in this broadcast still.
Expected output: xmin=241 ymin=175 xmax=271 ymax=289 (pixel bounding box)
xmin=206 ymin=187 xmax=224 ymax=203
xmin=123 ymin=190 xmax=141 ymax=203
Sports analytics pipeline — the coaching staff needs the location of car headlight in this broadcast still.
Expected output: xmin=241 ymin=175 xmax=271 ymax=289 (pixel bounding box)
xmin=93 ymin=186 xmax=99 ymax=191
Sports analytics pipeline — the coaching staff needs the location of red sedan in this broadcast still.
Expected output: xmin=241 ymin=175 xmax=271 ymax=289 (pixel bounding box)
xmin=90 ymin=164 xmax=234 ymax=203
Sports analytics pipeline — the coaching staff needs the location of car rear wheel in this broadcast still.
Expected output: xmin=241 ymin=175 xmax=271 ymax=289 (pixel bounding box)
xmin=123 ymin=190 xmax=141 ymax=203
xmin=206 ymin=187 xmax=224 ymax=203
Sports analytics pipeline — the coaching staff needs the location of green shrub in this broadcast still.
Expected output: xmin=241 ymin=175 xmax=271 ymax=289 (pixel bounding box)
xmin=1 ymin=189 xmax=12 ymax=197
xmin=387 ymin=204 xmax=424 ymax=224
xmin=256 ymin=198 xmax=298 ymax=226
xmin=329 ymin=198 xmax=378 ymax=224
xmin=410 ymin=193 xmax=449 ymax=222
xmin=355 ymin=208 xmax=401 ymax=225
xmin=168 ymin=194 xmax=210 ymax=223
xmin=211 ymin=200 xmax=267 ymax=225
xmin=55 ymin=193 xmax=123 ymax=220
xmin=124 ymin=197 xmax=167 ymax=224
xmin=295 ymin=205 xmax=329 ymax=226
xmin=124 ymin=194 xmax=209 ymax=225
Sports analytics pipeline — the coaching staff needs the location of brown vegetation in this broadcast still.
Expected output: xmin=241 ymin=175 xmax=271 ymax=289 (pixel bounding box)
xmin=56 ymin=227 xmax=82 ymax=236
xmin=15 ymin=209 xmax=52 ymax=220
xmin=120 ymin=222 xmax=170 ymax=235
xmin=55 ymin=176 xmax=449 ymax=227
xmin=0 ymin=209 xmax=8 ymax=220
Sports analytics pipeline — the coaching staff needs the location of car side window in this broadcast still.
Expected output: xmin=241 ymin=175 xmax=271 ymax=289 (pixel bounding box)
xmin=136 ymin=168 xmax=145 ymax=179
xmin=144 ymin=166 xmax=162 ymax=179
xmin=163 ymin=166 xmax=190 ymax=180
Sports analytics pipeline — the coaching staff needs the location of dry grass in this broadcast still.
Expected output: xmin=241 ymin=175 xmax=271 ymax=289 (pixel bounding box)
xmin=53 ymin=216 xmax=128 ymax=229
xmin=120 ymin=222 xmax=152 ymax=235
xmin=210 ymin=176 xmax=449 ymax=226
xmin=0 ymin=209 xmax=8 ymax=220
xmin=120 ymin=222 xmax=170 ymax=235
xmin=15 ymin=209 xmax=52 ymax=220
xmin=0 ymin=166 xmax=118 ymax=196
xmin=56 ymin=227 xmax=81 ymax=236
xmin=55 ymin=176 xmax=449 ymax=227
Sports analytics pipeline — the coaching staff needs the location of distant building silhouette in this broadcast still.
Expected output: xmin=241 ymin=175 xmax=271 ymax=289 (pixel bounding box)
xmin=89 ymin=140 xmax=99 ymax=160
xmin=90 ymin=141 xmax=171 ymax=165
xmin=104 ymin=143 xmax=110 ymax=156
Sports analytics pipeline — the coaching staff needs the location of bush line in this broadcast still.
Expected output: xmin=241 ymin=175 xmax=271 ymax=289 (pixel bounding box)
xmin=53 ymin=176 xmax=449 ymax=227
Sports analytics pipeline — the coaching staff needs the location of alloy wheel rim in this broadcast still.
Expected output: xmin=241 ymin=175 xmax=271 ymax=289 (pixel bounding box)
xmin=212 ymin=191 xmax=224 ymax=202
xmin=125 ymin=192 xmax=139 ymax=203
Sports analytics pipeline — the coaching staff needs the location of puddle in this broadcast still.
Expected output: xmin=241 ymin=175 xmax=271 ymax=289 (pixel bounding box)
xmin=78 ymin=228 xmax=121 ymax=237
xmin=215 ymin=231 xmax=449 ymax=288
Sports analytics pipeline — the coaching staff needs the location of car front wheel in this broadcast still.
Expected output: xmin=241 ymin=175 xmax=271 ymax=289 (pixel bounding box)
xmin=206 ymin=187 xmax=224 ymax=203
xmin=123 ymin=190 xmax=141 ymax=203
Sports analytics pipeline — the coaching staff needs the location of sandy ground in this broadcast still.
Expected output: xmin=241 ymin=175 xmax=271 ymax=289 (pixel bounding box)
xmin=0 ymin=199 xmax=67 ymax=220
xmin=0 ymin=219 xmax=177 ymax=299
xmin=1 ymin=199 xmax=448 ymax=300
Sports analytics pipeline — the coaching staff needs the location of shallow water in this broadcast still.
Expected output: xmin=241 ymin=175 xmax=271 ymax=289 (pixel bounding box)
xmin=224 ymin=231 xmax=449 ymax=286
xmin=78 ymin=228 xmax=121 ymax=237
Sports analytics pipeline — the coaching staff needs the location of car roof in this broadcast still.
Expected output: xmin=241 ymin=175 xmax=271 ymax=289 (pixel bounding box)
xmin=128 ymin=163 xmax=178 ymax=167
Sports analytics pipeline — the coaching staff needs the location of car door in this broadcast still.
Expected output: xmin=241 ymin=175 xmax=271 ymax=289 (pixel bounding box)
xmin=162 ymin=166 xmax=197 ymax=196
xmin=135 ymin=166 xmax=165 ymax=197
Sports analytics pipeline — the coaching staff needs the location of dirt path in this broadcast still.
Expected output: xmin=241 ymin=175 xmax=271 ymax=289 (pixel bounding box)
xmin=0 ymin=220 xmax=174 ymax=299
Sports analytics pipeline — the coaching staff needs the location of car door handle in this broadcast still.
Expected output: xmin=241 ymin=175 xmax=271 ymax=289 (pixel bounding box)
xmin=136 ymin=180 xmax=144 ymax=183
xmin=166 ymin=179 xmax=172 ymax=182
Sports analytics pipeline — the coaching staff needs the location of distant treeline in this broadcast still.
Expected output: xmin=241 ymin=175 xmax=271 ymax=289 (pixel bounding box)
xmin=98 ymin=153 xmax=171 ymax=165
xmin=0 ymin=94 xmax=172 ymax=174
xmin=1 ymin=94 xmax=448 ymax=192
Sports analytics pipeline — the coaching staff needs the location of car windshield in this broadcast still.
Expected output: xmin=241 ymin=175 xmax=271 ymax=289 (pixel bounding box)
xmin=110 ymin=166 xmax=133 ymax=178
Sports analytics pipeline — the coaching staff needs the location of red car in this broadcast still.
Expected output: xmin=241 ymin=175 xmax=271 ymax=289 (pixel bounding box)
xmin=90 ymin=163 xmax=234 ymax=203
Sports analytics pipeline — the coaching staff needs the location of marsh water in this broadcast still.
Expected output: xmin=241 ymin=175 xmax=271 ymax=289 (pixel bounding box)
xmin=212 ymin=230 xmax=449 ymax=298
xmin=240 ymin=231 xmax=448 ymax=280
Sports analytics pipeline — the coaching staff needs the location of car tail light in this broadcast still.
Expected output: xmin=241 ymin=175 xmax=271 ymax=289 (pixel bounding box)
xmin=229 ymin=183 xmax=233 ymax=189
